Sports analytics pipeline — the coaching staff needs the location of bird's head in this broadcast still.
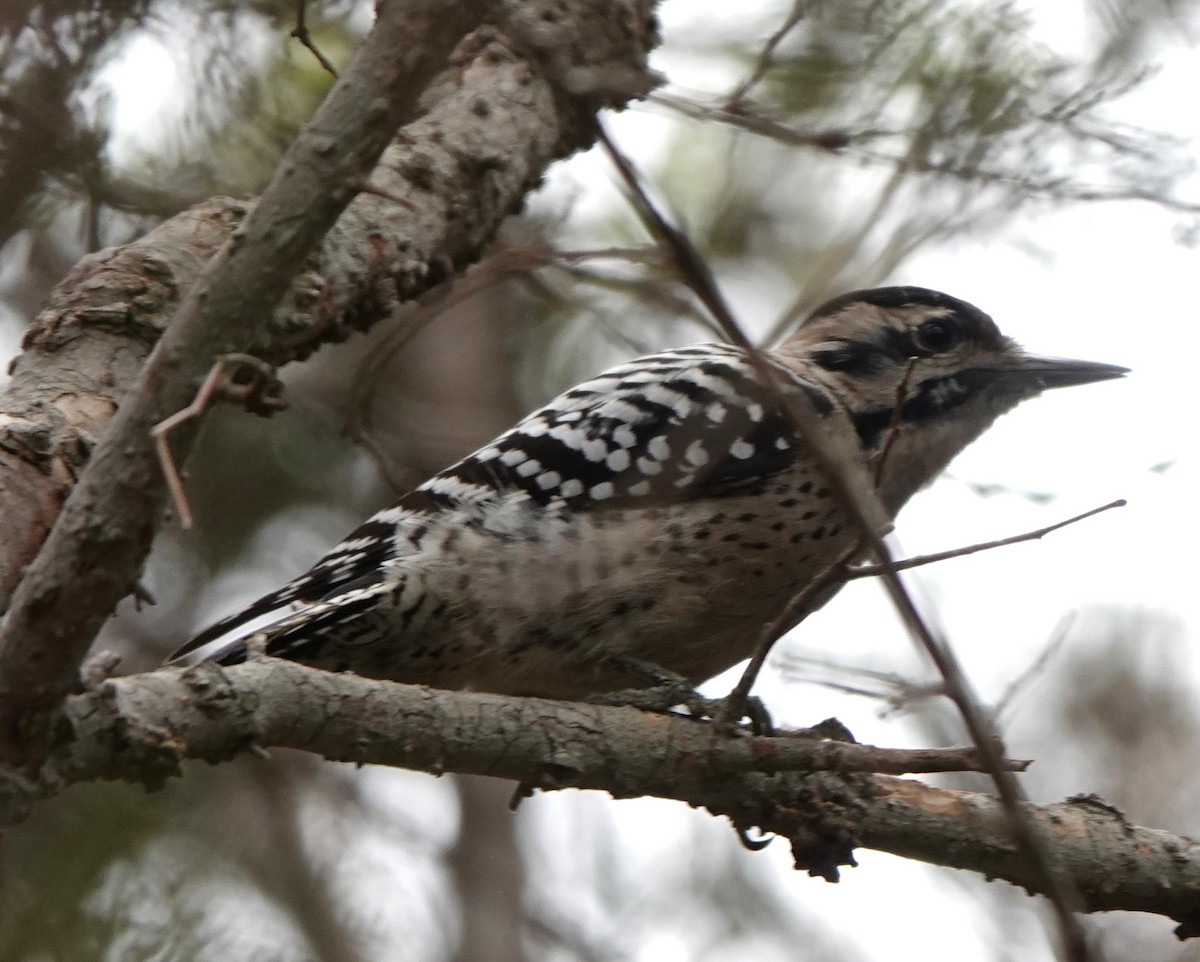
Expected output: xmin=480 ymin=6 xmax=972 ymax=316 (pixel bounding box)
xmin=776 ymin=286 xmax=1127 ymax=511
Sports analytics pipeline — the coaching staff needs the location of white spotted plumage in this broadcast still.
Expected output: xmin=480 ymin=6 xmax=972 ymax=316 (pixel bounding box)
xmin=172 ymin=287 xmax=1124 ymax=699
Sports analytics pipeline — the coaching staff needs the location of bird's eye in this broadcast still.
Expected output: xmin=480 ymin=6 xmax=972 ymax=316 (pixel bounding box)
xmin=914 ymin=318 xmax=961 ymax=353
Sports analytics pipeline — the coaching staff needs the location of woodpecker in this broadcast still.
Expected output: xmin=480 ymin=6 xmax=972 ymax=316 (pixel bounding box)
xmin=172 ymin=286 xmax=1125 ymax=699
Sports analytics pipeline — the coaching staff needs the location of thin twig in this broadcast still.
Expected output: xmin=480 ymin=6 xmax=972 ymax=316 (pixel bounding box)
xmin=719 ymin=541 xmax=862 ymax=727
xmin=747 ymin=500 xmax=1121 ymax=720
xmin=650 ymin=91 xmax=883 ymax=150
xmin=291 ymin=0 xmax=339 ymax=78
xmin=651 ymin=90 xmax=1200 ymax=217
xmin=151 ymin=354 xmax=284 ymax=529
xmin=791 ymin=665 xmax=946 ymax=715
xmin=597 ymin=120 xmax=882 ymax=725
xmin=847 ymin=500 xmax=1126 ymax=581
xmin=873 ymin=357 xmax=916 ymax=490
xmin=726 ymin=0 xmax=808 ymax=110
xmin=150 ymin=360 xmax=228 ymax=530
xmin=996 ymin=614 xmax=1076 ymax=720
xmin=345 ymin=244 xmax=655 ymax=483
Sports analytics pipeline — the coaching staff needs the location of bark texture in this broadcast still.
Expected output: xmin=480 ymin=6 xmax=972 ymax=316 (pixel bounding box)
xmin=10 ymin=661 xmax=1195 ymax=938
xmin=0 ymin=0 xmax=660 ymax=762
xmin=0 ymin=0 xmax=659 ymax=607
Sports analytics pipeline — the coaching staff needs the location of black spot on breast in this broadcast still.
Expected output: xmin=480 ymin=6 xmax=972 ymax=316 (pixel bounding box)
xmin=529 ymin=625 xmax=572 ymax=650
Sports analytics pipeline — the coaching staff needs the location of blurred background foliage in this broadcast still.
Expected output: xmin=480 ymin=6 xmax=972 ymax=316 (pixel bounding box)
xmin=1 ymin=0 xmax=1198 ymax=959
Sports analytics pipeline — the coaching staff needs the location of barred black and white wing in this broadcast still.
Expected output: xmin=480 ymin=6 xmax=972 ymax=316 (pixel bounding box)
xmin=170 ymin=344 xmax=832 ymax=668
xmin=401 ymin=343 xmax=830 ymax=511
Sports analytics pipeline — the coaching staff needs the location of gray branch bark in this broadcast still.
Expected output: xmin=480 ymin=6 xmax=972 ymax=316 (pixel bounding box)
xmin=0 ymin=0 xmax=496 ymax=754
xmin=0 ymin=0 xmax=660 ymax=759
xmin=0 ymin=0 xmax=658 ymax=602
xmin=9 ymin=660 xmax=1196 ymax=938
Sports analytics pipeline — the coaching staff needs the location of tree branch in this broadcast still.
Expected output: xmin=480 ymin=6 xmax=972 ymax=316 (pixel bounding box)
xmin=0 ymin=0 xmax=659 ymax=607
xmin=0 ymin=0 xmax=491 ymax=757
xmin=0 ymin=0 xmax=660 ymax=763
xmin=12 ymin=660 xmax=1197 ymax=938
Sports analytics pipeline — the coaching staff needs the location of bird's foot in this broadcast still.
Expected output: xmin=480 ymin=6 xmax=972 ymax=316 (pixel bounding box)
xmin=590 ymin=655 xmax=774 ymax=733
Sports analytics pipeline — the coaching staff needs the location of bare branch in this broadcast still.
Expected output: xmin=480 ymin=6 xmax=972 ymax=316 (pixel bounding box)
xmin=151 ymin=354 xmax=285 ymax=529
xmin=720 ymin=541 xmax=862 ymax=727
xmin=291 ymin=0 xmax=340 ymax=79
xmin=996 ymin=614 xmax=1076 ymax=720
xmin=0 ymin=0 xmax=660 ymax=610
xmin=725 ymin=0 xmax=807 ymax=111
xmin=872 ymin=357 xmax=916 ymax=490
xmin=0 ymin=0 xmax=494 ymax=761
xmin=848 ymin=500 xmax=1127 ymax=581
xmin=7 ymin=660 xmax=1194 ymax=938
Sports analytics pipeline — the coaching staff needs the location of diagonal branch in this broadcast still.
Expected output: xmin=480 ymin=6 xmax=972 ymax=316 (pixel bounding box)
xmin=594 ymin=121 xmax=1092 ymax=961
xmin=0 ymin=0 xmax=661 ymax=609
xmin=0 ymin=0 xmax=662 ymax=765
xmin=0 ymin=0 xmax=493 ymax=762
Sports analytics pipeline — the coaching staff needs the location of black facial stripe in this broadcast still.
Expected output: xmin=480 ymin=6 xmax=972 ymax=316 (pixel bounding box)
xmin=811 ymin=326 xmax=932 ymax=377
xmin=812 ymin=341 xmax=891 ymax=376
xmin=852 ymin=369 xmax=998 ymax=447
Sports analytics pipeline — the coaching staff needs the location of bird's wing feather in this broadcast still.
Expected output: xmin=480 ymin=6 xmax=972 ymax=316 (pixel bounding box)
xmin=168 ymin=520 xmax=396 ymax=662
xmin=172 ymin=344 xmax=835 ymax=663
xmin=406 ymin=344 xmax=832 ymax=511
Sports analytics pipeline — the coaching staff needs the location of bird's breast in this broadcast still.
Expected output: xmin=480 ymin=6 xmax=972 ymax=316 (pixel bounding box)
xmin=374 ymin=463 xmax=861 ymax=697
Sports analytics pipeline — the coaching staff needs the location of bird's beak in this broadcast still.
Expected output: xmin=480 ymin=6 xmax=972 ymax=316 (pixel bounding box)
xmin=1009 ymin=354 xmax=1129 ymax=392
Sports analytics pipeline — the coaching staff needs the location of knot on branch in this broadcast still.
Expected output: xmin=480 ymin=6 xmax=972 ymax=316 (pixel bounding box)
xmin=495 ymin=0 xmax=661 ymax=153
xmin=736 ymin=771 xmax=876 ymax=882
xmin=0 ymin=765 xmax=38 ymax=824
xmin=88 ymin=679 xmax=186 ymax=791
